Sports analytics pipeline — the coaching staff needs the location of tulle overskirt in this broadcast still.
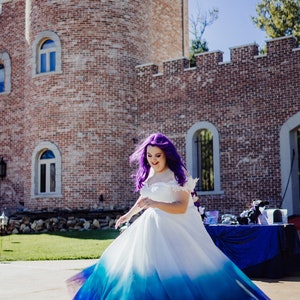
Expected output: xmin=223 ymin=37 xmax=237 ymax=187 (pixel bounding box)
xmin=68 ymin=207 xmax=270 ymax=300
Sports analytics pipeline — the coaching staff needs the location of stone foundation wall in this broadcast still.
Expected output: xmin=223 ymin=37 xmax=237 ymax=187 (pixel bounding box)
xmin=1 ymin=209 xmax=129 ymax=235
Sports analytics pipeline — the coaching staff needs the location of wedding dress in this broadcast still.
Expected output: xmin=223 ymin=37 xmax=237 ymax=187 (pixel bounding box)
xmin=68 ymin=177 xmax=269 ymax=300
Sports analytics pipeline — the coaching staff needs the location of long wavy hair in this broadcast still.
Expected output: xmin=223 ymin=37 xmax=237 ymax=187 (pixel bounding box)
xmin=130 ymin=133 xmax=187 ymax=191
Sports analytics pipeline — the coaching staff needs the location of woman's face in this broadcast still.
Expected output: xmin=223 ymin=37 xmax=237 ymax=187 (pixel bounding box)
xmin=146 ymin=146 xmax=167 ymax=173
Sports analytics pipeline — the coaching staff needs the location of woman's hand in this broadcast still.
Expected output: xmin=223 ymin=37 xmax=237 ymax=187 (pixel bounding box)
xmin=115 ymin=196 xmax=145 ymax=229
xmin=137 ymin=197 xmax=155 ymax=210
xmin=115 ymin=213 xmax=131 ymax=229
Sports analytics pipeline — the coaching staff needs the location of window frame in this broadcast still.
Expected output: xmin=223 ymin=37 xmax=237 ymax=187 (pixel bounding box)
xmin=186 ymin=121 xmax=223 ymax=195
xmin=32 ymin=31 xmax=62 ymax=76
xmin=31 ymin=141 xmax=62 ymax=198
xmin=38 ymin=150 xmax=56 ymax=194
xmin=39 ymin=39 xmax=56 ymax=73
xmin=0 ymin=52 xmax=11 ymax=94
xmin=194 ymin=128 xmax=214 ymax=192
xmin=0 ymin=63 xmax=4 ymax=92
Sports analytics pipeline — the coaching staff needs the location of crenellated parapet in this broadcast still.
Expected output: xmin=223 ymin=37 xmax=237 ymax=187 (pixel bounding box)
xmin=162 ymin=57 xmax=190 ymax=75
xmin=195 ymin=50 xmax=223 ymax=68
xmin=229 ymin=43 xmax=259 ymax=63
xmin=135 ymin=57 xmax=190 ymax=78
xmin=265 ymin=35 xmax=298 ymax=56
xmin=135 ymin=63 xmax=159 ymax=78
xmin=136 ymin=36 xmax=299 ymax=79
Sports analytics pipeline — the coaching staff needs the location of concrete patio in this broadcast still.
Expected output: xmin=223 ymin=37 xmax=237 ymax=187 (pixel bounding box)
xmin=0 ymin=259 xmax=299 ymax=299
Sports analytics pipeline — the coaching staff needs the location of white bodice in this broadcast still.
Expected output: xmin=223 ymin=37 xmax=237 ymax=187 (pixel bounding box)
xmin=140 ymin=177 xmax=197 ymax=205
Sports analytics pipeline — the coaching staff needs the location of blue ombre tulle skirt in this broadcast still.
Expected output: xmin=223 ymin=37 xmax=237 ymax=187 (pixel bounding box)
xmin=67 ymin=207 xmax=270 ymax=299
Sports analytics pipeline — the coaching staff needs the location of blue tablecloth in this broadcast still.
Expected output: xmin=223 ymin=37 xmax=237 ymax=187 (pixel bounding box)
xmin=205 ymin=224 xmax=300 ymax=278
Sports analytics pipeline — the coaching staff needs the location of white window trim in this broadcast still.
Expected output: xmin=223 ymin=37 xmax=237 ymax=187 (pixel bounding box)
xmin=0 ymin=52 xmax=11 ymax=94
xmin=280 ymin=111 xmax=300 ymax=216
xmin=32 ymin=30 xmax=62 ymax=76
xmin=31 ymin=141 xmax=62 ymax=198
xmin=186 ymin=121 xmax=223 ymax=195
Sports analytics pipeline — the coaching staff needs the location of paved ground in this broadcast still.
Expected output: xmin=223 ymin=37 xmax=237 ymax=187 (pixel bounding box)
xmin=0 ymin=259 xmax=299 ymax=300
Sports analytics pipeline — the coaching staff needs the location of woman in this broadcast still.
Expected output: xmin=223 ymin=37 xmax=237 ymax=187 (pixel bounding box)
xmin=68 ymin=133 xmax=270 ymax=299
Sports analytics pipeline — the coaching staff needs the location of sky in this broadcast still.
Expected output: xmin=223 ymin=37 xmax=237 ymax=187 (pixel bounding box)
xmin=188 ymin=0 xmax=267 ymax=61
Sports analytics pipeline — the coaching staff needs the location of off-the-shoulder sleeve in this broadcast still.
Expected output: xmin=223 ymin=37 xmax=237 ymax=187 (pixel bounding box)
xmin=171 ymin=176 xmax=198 ymax=193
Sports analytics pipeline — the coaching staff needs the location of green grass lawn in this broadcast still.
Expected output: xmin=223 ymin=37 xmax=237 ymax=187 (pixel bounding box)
xmin=0 ymin=229 xmax=120 ymax=261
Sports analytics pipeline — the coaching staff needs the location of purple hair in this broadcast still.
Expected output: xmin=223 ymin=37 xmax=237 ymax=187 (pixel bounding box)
xmin=130 ymin=133 xmax=187 ymax=191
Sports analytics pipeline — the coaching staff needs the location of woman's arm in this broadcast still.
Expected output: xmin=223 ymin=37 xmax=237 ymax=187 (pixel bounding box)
xmin=115 ymin=197 xmax=143 ymax=229
xmin=137 ymin=190 xmax=190 ymax=214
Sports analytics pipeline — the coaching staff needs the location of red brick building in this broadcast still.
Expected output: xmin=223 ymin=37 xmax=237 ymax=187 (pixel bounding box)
xmin=0 ymin=0 xmax=299 ymax=218
xmin=135 ymin=37 xmax=300 ymax=217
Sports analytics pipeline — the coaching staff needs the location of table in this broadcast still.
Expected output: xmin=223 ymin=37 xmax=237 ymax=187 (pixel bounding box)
xmin=205 ymin=224 xmax=300 ymax=278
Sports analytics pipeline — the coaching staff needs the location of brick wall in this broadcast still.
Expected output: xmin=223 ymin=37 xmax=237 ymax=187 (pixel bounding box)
xmin=0 ymin=0 xmax=189 ymax=212
xmin=135 ymin=37 xmax=300 ymax=215
xmin=0 ymin=0 xmax=26 ymax=209
xmin=0 ymin=1 xmax=299 ymax=217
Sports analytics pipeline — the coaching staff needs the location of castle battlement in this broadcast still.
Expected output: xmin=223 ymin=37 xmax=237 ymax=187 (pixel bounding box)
xmin=136 ymin=36 xmax=299 ymax=78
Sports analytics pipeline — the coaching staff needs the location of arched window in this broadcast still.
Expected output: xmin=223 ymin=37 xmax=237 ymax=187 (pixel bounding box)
xmin=194 ymin=129 xmax=214 ymax=191
xmin=0 ymin=63 xmax=4 ymax=92
xmin=186 ymin=121 xmax=222 ymax=195
xmin=32 ymin=142 xmax=62 ymax=197
xmin=39 ymin=39 xmax=56 ymax=73
xmin=0 ymin=52 xmax=11 ymax=94
xmin=32 ymin=31 xmax=62 ymax=76
xmin=39 ymin=149 xmax=56 ymax=193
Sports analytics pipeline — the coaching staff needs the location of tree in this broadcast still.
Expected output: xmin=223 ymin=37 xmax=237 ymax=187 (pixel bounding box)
xmin=252 ymin=0 xmax=300 ymax=44
xmin=189 ymin=6 xmax=219 ymax=67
